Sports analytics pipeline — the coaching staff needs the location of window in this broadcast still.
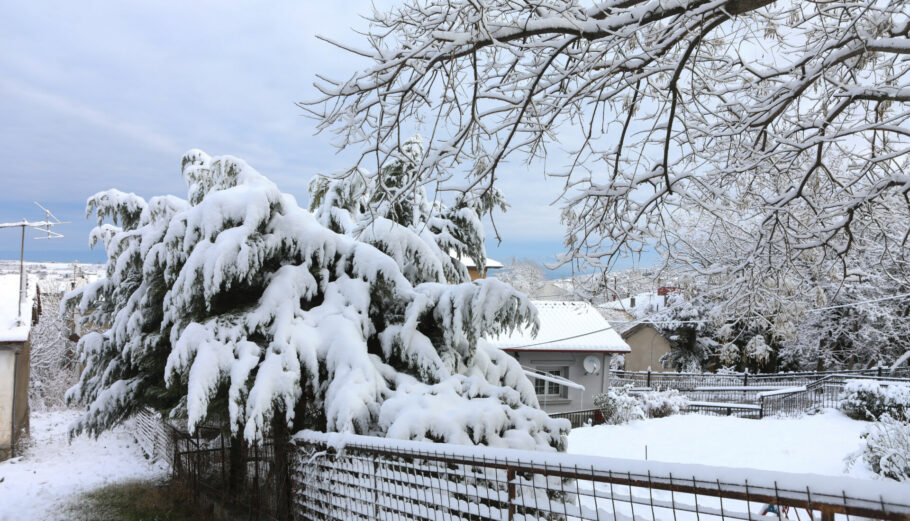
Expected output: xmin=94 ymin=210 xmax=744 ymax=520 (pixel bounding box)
xmin=534 ymin=367 xmax=569 ymax=399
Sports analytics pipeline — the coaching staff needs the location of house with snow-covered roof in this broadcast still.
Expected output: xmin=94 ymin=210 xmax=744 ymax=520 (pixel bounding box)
xmin=0 ymin=273 xmax=35 ymax=461
xmin=449 ymin=250 xmax=504 ymax=280
xmin=599 ymin=292 xmax=673 ymax=373
xmin=486 ymin=300 xmax=630 ymax=413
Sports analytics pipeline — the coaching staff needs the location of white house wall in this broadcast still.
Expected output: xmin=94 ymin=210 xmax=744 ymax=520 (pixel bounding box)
xmin=510 ymin=351 xmax=611 ymax=414
xmin=0 ymin=349 xmax=15 ymax=458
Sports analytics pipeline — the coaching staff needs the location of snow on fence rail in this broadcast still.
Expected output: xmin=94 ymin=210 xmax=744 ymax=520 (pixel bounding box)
xmin=150 ymin=413 xmax=910 ymax=521
xmin=292 ymin=430 xmax=910 ymax=521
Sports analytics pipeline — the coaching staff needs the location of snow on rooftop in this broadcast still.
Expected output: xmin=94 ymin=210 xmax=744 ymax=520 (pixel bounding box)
xmin=0 ymin=273 xmax=34 ymax=343
xmin=448 ymin=250 xmax=503 ymax=269
xmin=487 ymin=300 xmax=630 ymax=353
xmin=602 ymin=291 xmax=665 ymax=313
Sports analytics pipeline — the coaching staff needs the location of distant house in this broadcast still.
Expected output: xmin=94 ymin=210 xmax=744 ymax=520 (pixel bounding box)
xmin=599 ymin=293 xmax=672 ymax=373
xmin=454 ymin=254 xmax=504 ymax=280
xmin=0 ymin=274 xmax=35 ymax=461
xmin=620 ymin=323 xmax=672 ymax=373
xmin=486 ymin=300 xmax=630 ymax=413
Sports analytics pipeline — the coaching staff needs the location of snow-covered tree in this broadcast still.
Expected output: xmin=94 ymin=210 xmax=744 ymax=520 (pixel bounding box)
xmin=644 ymin=289 xmax=785 ymax=372
xmin=309 ymin=135 xmax=506 ymax=286
xmin=495 ymin=260 xmax=546 ymax=297
xmin=29 ymin=282 xmax=79 ymax=410
xmin=308 ymin=0 xmax=910 ymax=308
xmin=64 ymin=149 xmax=567 ymax=454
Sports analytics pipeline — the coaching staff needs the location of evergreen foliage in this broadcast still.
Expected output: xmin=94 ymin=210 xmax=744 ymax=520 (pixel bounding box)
xmin=65 ymin=149 xmax=566 ymax=451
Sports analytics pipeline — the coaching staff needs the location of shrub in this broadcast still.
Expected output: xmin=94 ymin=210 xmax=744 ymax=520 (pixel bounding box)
xmin=639 ymin=389 xmax=689 ymax=418
xmin=848 ymin=414 xmax=910 ymax=482
xmin=839 ymin=381 xmax=910 ymax=422
xmin=593 ymin=385 xmax=645 ymax=424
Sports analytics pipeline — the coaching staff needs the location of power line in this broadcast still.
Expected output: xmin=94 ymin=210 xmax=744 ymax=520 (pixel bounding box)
xmin=503 ymin=326 xmax=617 ymax=349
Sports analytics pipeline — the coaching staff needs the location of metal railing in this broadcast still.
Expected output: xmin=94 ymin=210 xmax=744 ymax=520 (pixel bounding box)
xmin=682 ymin=402 xmax=762 ymax=419
xmin=611 ymin=368 xmax=910 ymax=391
xmin=168 ymin=423 xmax=280 ymax=521
xmin=759 ymin=374 xmax=910 ymax=418
xmin=549 ymin=408 xmax=601 ymax=428
xmin=293 ymin=430 xmax=910 ymax=521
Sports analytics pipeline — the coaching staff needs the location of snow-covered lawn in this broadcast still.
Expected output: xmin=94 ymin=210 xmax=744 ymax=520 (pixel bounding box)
xmin=0 ymin=410 xmax=166 ymax=521
xmin=567 ymin=410 xmax=876 ymax=479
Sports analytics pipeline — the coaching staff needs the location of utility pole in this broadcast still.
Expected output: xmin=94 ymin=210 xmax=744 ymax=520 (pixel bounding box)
xmin=0 ymin=203 xmax=66 ymax=324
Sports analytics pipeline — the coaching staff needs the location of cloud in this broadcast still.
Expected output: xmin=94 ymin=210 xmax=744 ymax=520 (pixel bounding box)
xmin=0 ymin=0 xmax=582 ymax=266
xmin=0 ymin=77 xmax=182 ymax=156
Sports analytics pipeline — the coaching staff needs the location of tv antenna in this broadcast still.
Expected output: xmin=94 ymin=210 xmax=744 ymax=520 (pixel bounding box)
xmin=0 ymin=202 xmax=68 ymax=323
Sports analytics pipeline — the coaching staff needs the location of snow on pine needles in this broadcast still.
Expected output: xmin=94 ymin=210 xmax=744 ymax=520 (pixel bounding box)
xmin=0 ymin=410 xmax=165 ymax=521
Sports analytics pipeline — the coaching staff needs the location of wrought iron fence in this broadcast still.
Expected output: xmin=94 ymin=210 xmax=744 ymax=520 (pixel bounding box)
xmin=758 ymin=374 xmax=910 ymax=418
xmin=611 ymin=367 xmax=910 ymax=391
xmin=549 ymin=408 xmax=602 ymax=428
xmin=550 ymin=402 xmax=762 ymax=426
xmin=682 ymin=402 xmax=763 ymax=419
xmin=292 ymin=430 xmax=910 ymax=521
xmin=169 ymin=423 xmax=281 ymax=521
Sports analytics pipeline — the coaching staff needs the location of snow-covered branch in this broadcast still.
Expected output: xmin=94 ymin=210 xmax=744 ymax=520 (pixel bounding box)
xmin=309 ymin=0 xmax=910 ymax=288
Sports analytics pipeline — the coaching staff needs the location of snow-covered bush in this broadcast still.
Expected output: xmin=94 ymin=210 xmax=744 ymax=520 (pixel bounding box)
xmin=638 ymin=389 xmax=688 ymax=419
xmin=593 ymin=386 xmax=645 ymax=425
xmin=848 ymin=415 xmax=910 ymax=482
xmin=29 ymin=282 xmax=80 ymax=411
xmin=840 ymin=381 xmax=910 ymax=422
xmin=64 ymin=148 xmax=567 ymax=452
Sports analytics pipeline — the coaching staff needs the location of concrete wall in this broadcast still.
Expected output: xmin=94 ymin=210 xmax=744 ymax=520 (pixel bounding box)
xmin=622 ymin=325 xmax=672 ymax=372
xmin=0 ymin=342 xmax=29 ymax=461
xmin=508 ymin=351 xmax=612 ymax=413
xmin=0 ymin=349 xmax=14 ymax=460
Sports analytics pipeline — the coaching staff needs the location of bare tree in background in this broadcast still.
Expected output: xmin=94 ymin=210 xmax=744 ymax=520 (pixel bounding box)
xmin=308 ymin=0 xmax=910 ymax=316
xmin=30 ymin=282 xmax=79 ymax=410
xmin=497 ymin=259 xmax=546 ymax=296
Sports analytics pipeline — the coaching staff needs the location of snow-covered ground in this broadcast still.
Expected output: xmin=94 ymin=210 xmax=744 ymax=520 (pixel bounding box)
xmin=567 ymin=410 xmax=876 ymax=479
xmin=0 ymin=410 xmax=166 ymax=521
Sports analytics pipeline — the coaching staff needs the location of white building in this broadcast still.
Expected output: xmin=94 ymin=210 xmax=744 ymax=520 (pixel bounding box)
xmin=486 ymin=300 xmax=630 ymax=413
xmin=0 ymin=273 xmax=34 ymax=461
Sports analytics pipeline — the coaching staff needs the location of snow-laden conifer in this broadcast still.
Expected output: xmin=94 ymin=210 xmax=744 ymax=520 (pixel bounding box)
xmin=65 ymin=150 xmax=567 ymax=451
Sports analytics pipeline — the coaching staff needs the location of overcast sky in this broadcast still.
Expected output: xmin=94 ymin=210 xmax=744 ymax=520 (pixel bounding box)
xmin=0 ymin=1 xmax=652 ymax=277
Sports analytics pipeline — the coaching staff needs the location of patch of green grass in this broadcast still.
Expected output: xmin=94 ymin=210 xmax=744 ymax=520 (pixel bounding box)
xmin=64 ymin=480 xmax=216 ymax=521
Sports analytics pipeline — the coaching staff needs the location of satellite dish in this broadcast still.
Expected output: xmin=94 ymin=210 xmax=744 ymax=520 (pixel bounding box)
xmin=583 ymin=355 xmax=601 ymax=374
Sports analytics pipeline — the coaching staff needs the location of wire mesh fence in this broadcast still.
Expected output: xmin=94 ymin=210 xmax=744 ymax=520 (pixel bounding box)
xmin=128 ymin=408 xmax=173 ymax=464
xmin=292 ymin=431 xmax=910 ymax=521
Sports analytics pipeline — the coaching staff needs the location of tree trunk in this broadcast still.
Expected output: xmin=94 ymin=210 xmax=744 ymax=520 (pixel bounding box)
xmin=228 ymin=432 xmax=246 ymax=495
xmin=272 ymin=413 xmax=291 ymax=521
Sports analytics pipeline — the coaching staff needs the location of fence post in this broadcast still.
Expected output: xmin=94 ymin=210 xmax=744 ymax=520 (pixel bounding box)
xmin=507 ymin=465 xmax=516 ymax=521
xmin=647 ymin=369 xmax=652 ymax=388
xmin=744 ymin=372 xmax=748 ymax=387
xmin=373 ymin=456 xmax=380 ymax=519
xmin=877 ymin=366 xmax=882 ymax=378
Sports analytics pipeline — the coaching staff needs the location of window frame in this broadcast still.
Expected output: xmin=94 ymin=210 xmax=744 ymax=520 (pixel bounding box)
xmin=533 ymin=366 xmax=570 ymax=399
